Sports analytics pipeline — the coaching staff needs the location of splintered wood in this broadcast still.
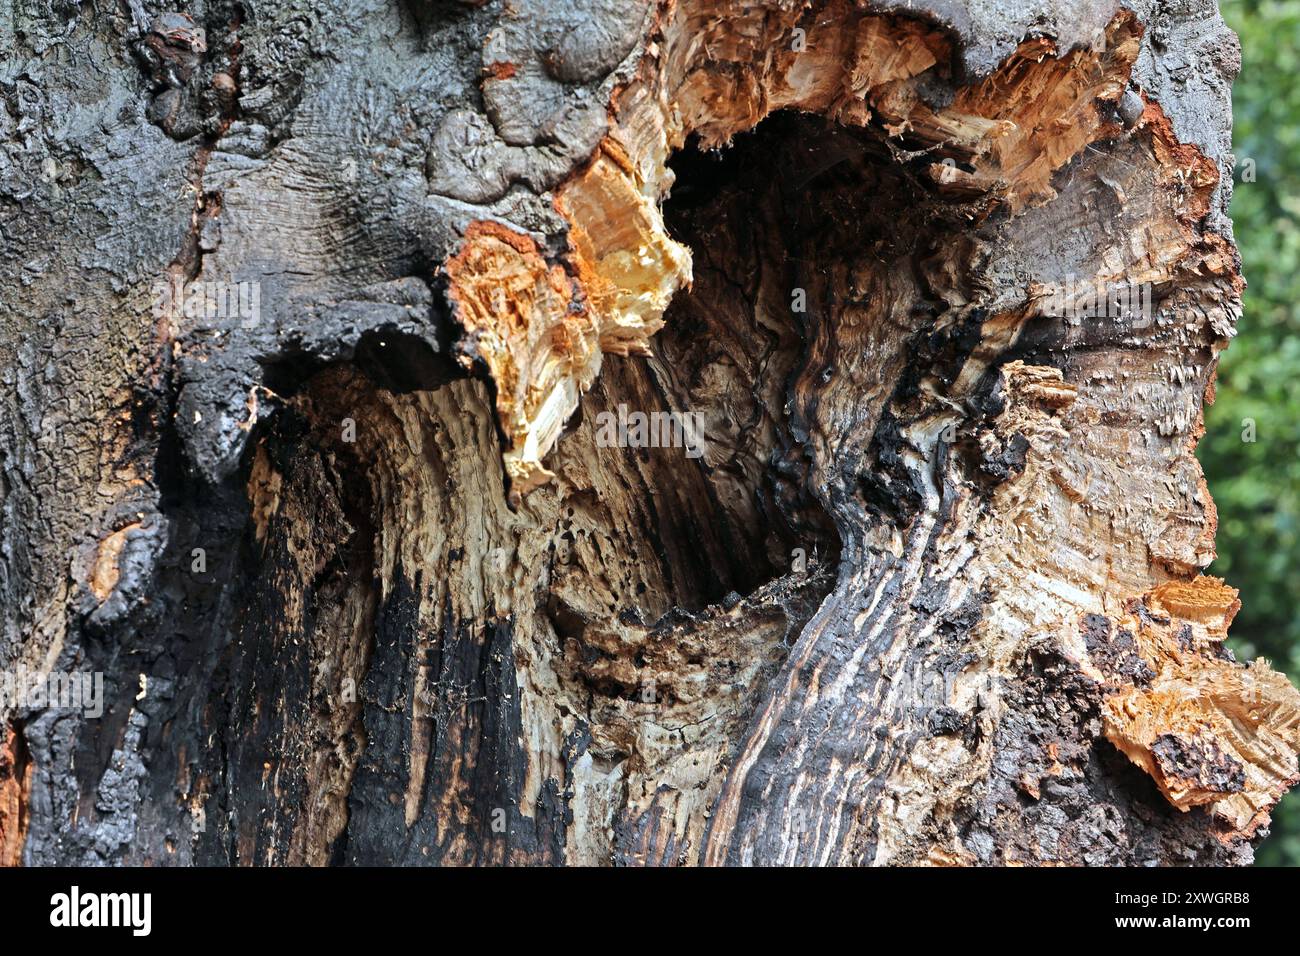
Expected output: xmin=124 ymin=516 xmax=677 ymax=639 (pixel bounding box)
xmin=14 ymin=0 xmax=1292 ymax=872
xmin=427 ymin=0 xmax=1295 ymax=861
xmin=444 ymin=5 xmax=1145 ymax=495
xmin=443 ymin=221 xmax=603 ymax=497
xmin=1078 ymin=579 xmax=1300 ymax=838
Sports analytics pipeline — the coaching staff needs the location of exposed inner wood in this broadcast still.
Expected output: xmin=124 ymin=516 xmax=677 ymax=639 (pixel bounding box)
xmin=205 ymin=6 xmax=1294 ymax=863
xmin=9 ymin=0 xmax=1294 ymax=869
xmin=205 ymin=15 xmax=1300 ymax=861
xmin=0 ymin=724 xmax=30 ymax=868
xmin=453 ymin=5 xmax=1148 ymax=492
xmin=1083 ymin=578 xmax=1300 ymax=835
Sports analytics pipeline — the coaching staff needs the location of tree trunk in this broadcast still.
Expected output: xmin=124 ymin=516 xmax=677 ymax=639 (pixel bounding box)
xmin=2 ymin=0 xmax=1298 ymax=867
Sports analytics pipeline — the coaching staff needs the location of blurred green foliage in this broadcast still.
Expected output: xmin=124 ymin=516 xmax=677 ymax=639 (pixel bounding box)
xmin=1201 ymin=0 xmax=1300 ymax=866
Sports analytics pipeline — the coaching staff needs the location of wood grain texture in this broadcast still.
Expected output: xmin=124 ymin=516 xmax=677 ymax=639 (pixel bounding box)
xmin=1 ymin=0 xmax=1293 ymax=867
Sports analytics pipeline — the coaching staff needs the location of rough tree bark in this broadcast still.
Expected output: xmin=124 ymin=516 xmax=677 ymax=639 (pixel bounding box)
xmin=2 ymin=0 xmax=1298 ymax=867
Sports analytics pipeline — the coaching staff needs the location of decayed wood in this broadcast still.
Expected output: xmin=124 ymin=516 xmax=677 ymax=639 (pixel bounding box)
xmin=1 ymin=0 xmax=1295 ymax=867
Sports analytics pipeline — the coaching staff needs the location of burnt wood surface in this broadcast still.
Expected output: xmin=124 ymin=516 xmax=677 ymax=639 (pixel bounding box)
xmin=2 ymin=0 xmax=1298 ymax=866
